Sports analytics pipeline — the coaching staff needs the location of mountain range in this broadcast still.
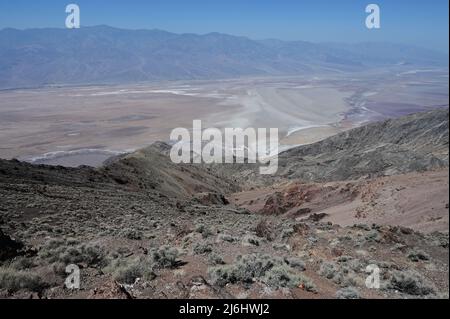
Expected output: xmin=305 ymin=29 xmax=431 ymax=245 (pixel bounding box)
xmin=0 ymin=25 xmax=448 ymax=89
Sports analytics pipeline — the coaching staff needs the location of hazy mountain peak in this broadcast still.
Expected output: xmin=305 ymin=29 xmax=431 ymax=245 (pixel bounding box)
xmin=0 ymin=26 xmax=447 ymax=89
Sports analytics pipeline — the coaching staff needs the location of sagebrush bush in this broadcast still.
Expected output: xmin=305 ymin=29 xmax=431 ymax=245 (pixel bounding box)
xmin=195 ymin=224 xmax=214 ymax=238
xmin=106 ymin=258 xmax=155 ymax=285
xmin=263 ymin=265 xmax=316 ymax=291
xmin=151 ymin=246 xmax=181 ymax=269
xmin=39 ymin=238 xmax=107 ymax=267
xmin=10 ymin=257 xmax=35 ymax=271
xmin=336 ymin=286 xmax=361 ymax=299
xmin=208 ymin=253 xmax=225 ymax=266
xmin=193 ymin=243 xmax=213 ymax=255
xmin=318 ymin=261 xmax=360 ymax=287
xmin=281 ymin=228 xmax=295 ymax=240
xmin=389 ymin=270 xmax=435 ymax=296
xmin=284 ymin=257 xmax=306 ymax=271
xmin=119 ymin=228 xmax=143 ymax=240
xmin=407 ymin=250 xmax=430 ymax=262
xmin=0 ymin=268 xmax=47 ymax=293
xmin=208 ymin=254 xmax=276 ymax=286
xmin=242 ymin=234 xmax=260 ymax=246
xmin=217 ymin=234 xmax=237 ymax=243
xmin=208 ymin=253 xmax=314 ymax=289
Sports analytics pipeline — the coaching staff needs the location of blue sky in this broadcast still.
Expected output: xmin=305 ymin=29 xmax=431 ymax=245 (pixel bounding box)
xmin=0 ymin=0 xmax=448 ymax=52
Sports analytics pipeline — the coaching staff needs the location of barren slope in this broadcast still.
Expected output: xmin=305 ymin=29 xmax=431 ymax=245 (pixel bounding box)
xmin=0 ymin=110 xmax=448 ymax=299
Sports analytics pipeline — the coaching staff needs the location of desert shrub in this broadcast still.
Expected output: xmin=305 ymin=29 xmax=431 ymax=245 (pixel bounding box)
xmin=151 ymin=246 xmax=181 ymax=269
xmin=307 ymin=236 xmax=318 ymax=245
xmin=353 ymin=224 xmax=371 ymax=231
xmin=9 ymin=257 xmax=35 ymax=271
xmin=195 ymin=224 xmax=206 ymax=233
xmin=318 ymin=261 xmax=360 ymax=287
xmin=284 ymin=257 xmax=306 ymax=271
xmin=208 ymin=265 xmax=237 ymax=287
xmin=39 ymin=238 xmax=107 ymax=267
xmin=119 ymin=228 xmax=143 ymax=240
xmin=318 ymin=262 xmax=338 ymax=280
xmin=242 ymin=234 xmax=260 ymax=246
xmin=263 ymin=265 xmax=316 ymax=291
xmin=217 ymin=234 xmax=237 ymax=243
xmin=114 ymin=263 xmax=155 ymax=285
xmin=272 ymin=243 xmax=291 ymax=252
xmin=195 ymin=224 xmax=214 ymax=239
xmin=281 ymin=228 xmax=295 ymax=240
xmin=0 ymin=268 xmax=47 ymax=293
xmin=336 ymin=287 xmax=361 ymax=299
xmin=208 ymin=253 xmax=226 ymax=266
xmin=407 ymin=250 xmax=430 ymax=262
xmin=425 ymin=232 xmax=449 ymax=248
xmin=106 ymin=258 xmax=155 ymax=285
xmin=208 ymin=254 xmax=276 ymax=286
xmin=61 ymin=245 xmax=104 ymax=266
xmin=391 ymin=243 xmax=407 ymax=252
xmin=208 ymin=254 xmax=314 ymax=289
xmin=365 ymin=230 xmax=381 ymax=243
xmin=389 ymin=270 xmax=435 ymax=296
xmin=193 ymin=243 xmax=213 ymax=255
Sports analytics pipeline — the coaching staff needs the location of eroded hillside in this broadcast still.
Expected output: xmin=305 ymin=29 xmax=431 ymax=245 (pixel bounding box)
xmin=0 ymin=109 xmax=448 ymax=299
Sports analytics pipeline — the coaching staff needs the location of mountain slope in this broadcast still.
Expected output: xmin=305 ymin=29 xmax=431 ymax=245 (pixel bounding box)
xmin=216 ymin=108 xmax=449 ymax=186
xmin=0 ymin=26 xmax=448 ymax=89
xmin=0 ymin=110 xmax=448 ymax=299
xmin=277 ymin=108 xmax=449 ymax=182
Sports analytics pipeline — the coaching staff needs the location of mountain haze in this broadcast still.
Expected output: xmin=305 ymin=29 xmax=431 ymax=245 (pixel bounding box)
xmin=0 ymin=26 xmax=448 ymax=89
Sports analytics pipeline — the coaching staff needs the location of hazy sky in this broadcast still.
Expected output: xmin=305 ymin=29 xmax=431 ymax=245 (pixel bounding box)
xmin=0 ymin=0 xmax=448 ymax=52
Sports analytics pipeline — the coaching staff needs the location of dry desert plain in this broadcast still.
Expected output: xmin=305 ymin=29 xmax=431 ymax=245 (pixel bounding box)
xmin=0 ymin=68 xmax=448 ymax=167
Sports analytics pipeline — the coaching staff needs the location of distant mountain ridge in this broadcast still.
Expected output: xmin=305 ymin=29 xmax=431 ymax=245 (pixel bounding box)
xmin=0 ymin=25 xmax=448 ymax=89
